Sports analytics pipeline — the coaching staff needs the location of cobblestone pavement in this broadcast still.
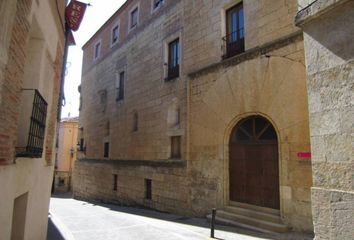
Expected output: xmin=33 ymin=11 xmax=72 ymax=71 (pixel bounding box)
xmin=47 ymin=193 xmax=313 ymax=240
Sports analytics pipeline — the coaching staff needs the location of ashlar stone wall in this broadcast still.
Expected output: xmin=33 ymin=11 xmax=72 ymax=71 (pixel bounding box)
xmin=184 ymin=0 xmax=313 ymax=232
xmin=296 ymin=0 xmax=354 ymax=239
xmin=80 ymin=0 xmax=186 ymax=161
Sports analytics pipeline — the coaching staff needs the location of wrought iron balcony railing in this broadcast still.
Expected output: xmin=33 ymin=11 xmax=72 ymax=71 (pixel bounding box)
xmin=167 ymin=65 xmax=179 ymax=81
xmin=222 ymin=29 xmax=245 ymax=59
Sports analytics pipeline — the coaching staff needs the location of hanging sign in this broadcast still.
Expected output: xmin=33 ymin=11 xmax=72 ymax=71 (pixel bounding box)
xmin=65 ymin=0 xmax=87 ymax=31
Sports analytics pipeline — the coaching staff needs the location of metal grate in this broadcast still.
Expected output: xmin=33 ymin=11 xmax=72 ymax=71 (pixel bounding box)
xmin=27 ymin=90 xmax=47 ymax=157
xmin=17 ymin=90 xmax=48 ymax=158
xmin=222 ymin=29 xmax=245 ymax=59
xmin=167 ymin=65 xmax=180 ymax=80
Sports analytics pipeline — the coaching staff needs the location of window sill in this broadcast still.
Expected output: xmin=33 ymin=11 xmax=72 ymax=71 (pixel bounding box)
xmin=165 ymin=75 xmax=179 ymax=82
xmin=110 ymin=41 xmax=119 ymax=48
xmin=129 ymin=25 xmax=138 ymax=33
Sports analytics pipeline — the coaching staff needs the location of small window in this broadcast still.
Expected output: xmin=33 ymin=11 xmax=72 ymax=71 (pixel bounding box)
xmin=171 ymin=136 xmax=181 ymax=159
xmin=130 ymin=7 xmax=138 ymax=29
xmin=94 ymin=42 xmax=101 ymax=60
xmin=116 ymin=71 xmax=125 ymax=101
xmin=133 ymin=111 xmax=138 ymax=132
xmin=153 ymin=0 xmax=164 ymax=10
xmin=104 ymin=142 xmax=109 ymax=158
xmin=113 ymin=174 xmax=118 ymax=191
xmin=145 ymin=179 xmax=152 ymax=200
xmin=167 ymin=38 xmax=180 ymax=80
xmin=111 ymin=25 xmax=119 ymax=45
xmin=79 ymin=138 xmax=84 ymax=151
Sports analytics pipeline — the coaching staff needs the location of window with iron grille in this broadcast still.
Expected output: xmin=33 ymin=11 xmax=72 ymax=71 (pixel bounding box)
xmin=17 ymin=90 xmax=47 ymax=158
xmin=223 ymin=2 xmax=244 ymax=58
xmin=167 ymin=38 xmax=180 ymax=80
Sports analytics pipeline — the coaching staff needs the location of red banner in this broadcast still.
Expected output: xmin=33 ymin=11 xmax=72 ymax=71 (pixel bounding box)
xmin=65 ymin=0 xmax=87 ymax=31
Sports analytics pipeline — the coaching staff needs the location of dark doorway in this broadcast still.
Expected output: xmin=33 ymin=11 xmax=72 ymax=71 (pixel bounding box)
xmin=229 ymin=116 xmax=279 ymax=209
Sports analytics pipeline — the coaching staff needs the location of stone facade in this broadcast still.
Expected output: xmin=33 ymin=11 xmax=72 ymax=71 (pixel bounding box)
xmin=0 ymin=0 xmax=65 ymax=239
xmin=75 ymin=0 xmax=313 ymax=233
xmin=296 ymin=0 xmax=354 ymax=239
xmin=54 ymin=118 xmax=79 ymax=192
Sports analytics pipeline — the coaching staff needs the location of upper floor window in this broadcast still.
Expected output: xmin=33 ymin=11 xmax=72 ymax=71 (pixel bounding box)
xmin=167 ymin=38 xmax=179 ymax=80
xmin=111 ymin=25 xmax=119 ymax=45
xmin=171 ymin=136 xmax=181 ymax=159
xmin=104 ymin=142 xmax=109 ymax=158
xmin=130 ymin=7 xmax=139 ymax=29
xmin=94 ymin=41 xmax=101 ymax=60
xmin=133 ymin=111 xmax=138 ymax=132
xmin=153 ymin=0 xmax=164 ymax=10
xmin=116 ymin=71 xmax=125 ymax=101
xmin=223 ymin=2 xmax=244 ymax=58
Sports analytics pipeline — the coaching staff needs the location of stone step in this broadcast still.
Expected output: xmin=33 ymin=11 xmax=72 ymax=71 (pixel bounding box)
xmin=207 ymin=209 xmax=288 ymax=233
xmin=224 ymin=205 xmax=282 ymax=224
xmin=229 ymin=201 xmax=280 ymax=215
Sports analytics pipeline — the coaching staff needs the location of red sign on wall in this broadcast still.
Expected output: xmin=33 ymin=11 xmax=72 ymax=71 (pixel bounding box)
xmin=65 ymin=0 xmax=87 ymax=31
xmin=297 ymin=152 xmax=311 ymax=159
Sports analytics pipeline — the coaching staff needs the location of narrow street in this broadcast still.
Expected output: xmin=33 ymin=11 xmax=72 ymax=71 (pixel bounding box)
xmin=47 ymin=193 xmax=313 ymax=240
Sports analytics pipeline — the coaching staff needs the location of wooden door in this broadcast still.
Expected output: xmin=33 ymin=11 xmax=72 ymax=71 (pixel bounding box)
xmin=229 ymin=116 xmax=280 ymax=209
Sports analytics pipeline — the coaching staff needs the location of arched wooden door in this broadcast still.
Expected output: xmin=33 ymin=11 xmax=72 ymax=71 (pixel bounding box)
xmin=229 ymin=116 xmax=280 ymax=209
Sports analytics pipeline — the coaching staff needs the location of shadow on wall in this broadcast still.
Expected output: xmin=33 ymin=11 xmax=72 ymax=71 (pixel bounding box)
xmin=302 ymin=1 xmax=354 ymax=61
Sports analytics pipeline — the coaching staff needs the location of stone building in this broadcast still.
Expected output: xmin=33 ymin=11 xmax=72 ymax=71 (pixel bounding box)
xmin=295 ymin=0 xmax=354 ymax=239
xmin=0 ymin=0 xmax=65 ymax=239
xmin=54 ymin=117 xmax=79 ymax=192
xmin=75 ymin=0 xmax=313 ymax=233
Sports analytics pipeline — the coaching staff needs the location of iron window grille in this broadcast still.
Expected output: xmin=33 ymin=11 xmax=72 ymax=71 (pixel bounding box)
xmin=17 ymin=90 xmax=47 ymax=158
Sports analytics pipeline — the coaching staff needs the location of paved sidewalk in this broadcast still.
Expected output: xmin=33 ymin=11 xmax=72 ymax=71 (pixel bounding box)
xmin=47 ymin=193 xmax=313 ymax=240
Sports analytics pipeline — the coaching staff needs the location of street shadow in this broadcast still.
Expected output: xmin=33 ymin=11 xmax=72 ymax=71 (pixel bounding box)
xmin=51 ymin=192 xmax=73 ymax=199
xmin=47 ymin=215 xmax=65 ymax=240
xmin=51 ymin=193 xmax=313 ymax=240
